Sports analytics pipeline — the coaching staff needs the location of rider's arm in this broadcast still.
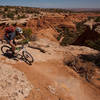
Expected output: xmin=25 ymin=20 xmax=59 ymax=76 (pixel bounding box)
xmin=5 ymin=32 xmax=9 ymax=37
xmin=20 ymin=34 xmax=25 ymax=39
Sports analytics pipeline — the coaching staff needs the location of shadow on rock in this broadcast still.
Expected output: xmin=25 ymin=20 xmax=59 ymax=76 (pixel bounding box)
xmin=2 ymin=53 xmax=34 ymax=65
xmin=63 ymin=53 xmax=95 ymax=82
xmin=79 ymin=53 xmax=100 ymax=67
xmin=3 ymin=53 xmax=15 ymax=59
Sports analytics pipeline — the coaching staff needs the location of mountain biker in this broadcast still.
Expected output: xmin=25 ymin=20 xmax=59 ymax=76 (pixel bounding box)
xmin=4 ymin=26 xmax=25 ymax=56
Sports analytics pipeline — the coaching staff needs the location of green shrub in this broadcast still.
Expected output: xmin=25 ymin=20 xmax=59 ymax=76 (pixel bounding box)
xmin=0 ymin=10 xmax=3 ymax=14
xmin=95 ymin=16 xmax=100 ymax=22
xmin=56 ymin=26 xmax=77 ymax=46
xmin=15 ymin=9 xmax=19 ymax=14
xmin=76 ymin=21 xmax=86 ymax=34
xmin=55 ymin=20 xmax=88 ymax=46
xmin=17 ymin=14 xmax=26 ymax=19
xmin=21 ymin=39 xmax=29 ymax=44
xmin=6 ymin=12 xmax=14 ymax=19
xmin=33 ymin=10 xmax=40 ymax=14
xmin=87 ymin=16 xmax=95 ymax=20
xmin=3 ymin=14 xmax=7 ymax=18
xmin=85 ymin=39 xmax=100 ymax=51
xmin=42 ymin=8 xmax=71 ymax=13
xmin=4 ymin=7 xmax=9 ymax=11
xmin=60 ymin=37 xmax=74 ymax=46
xmin=23 ymin=28 xmax=32 ymax=40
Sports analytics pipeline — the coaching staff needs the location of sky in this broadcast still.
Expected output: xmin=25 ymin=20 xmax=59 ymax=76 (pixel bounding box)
xmin=0 ymin=0 xmax=100 ymax=8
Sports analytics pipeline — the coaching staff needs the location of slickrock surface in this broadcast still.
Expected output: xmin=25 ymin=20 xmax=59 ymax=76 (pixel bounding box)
xmin=0 ymin=63 xmax=33 ymax=100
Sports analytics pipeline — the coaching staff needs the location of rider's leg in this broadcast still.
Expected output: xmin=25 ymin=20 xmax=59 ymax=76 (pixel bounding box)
xmin=4 ymin=35 xmax=9 ymax=44
xmin=9 ymin=40 xmax=16 ymax=53
xmin=13 ymin=40 xmax=17 ymax=46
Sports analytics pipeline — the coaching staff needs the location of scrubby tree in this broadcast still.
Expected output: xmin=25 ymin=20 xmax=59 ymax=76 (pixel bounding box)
xmin=4 ymin=7 xmax=9 ymax=11
xmin=95 ymin=16 xmax=100 ymax=22
xmin=85 ymin=39 xmax=100 ymax=51
xmin=7 ymin=12 xmax=14 ymax=19
xmin=23 ymin=28 xmax=32 ymax=39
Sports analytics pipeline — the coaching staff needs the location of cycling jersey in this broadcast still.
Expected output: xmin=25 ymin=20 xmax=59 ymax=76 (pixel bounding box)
xmin=4 ymin=32 xmax=16 ymax=44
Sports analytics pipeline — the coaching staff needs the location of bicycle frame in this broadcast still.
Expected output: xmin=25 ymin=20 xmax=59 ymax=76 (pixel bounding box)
xmin=15 ymin=44 xmax=26 ymax=54
xmin=1 ymin=43 xmax=34 ymax=64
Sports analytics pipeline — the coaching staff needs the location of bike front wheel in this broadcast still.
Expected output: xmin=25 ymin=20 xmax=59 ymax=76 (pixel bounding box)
xmin=22 ymin=51 xmax=34 ymax=64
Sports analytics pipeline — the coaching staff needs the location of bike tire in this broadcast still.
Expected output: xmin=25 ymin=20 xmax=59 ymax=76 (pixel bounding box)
xmin=22 ymin=51 xmax=34 ymax=64
xmin=1 ymin=45 xmax=11 ymax=54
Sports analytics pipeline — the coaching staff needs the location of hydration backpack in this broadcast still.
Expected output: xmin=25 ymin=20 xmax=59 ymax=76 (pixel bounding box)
xmin=5 ymin=26 xmax=15 ymax=34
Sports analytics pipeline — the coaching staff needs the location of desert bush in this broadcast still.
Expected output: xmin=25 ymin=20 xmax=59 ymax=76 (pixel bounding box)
xmin=87 ymin=16 xmax=95 ymax=20
xmin=95 ymin=16 xmax=100 ymax=22
xmin=75 ymin=21 xmax=86 ymax=34
xmin=4 ymin=7 xmax=9 ymax=11
xmin=55 ymin=20 xmax=87 ymax=46
xmin=55 ymin=28 xmax=62 ymax=40
xmin=3 ymin=14 xmax=6 ymax=18
xmin=33 ymin=10 xmax=40 ymax=14
xmin=6 ymin=12 xmax=14 ymax=19
xmin=56 ymin=26 xmax=78 ymax=46
xmin=42 ymin=8 xmax=71 ymax=13
xmin=12 ymin=23 xmax=17 ymax=27
xmin=22 ymin=22 xmax=27 ymax=27
xmin=25 ymin=8 xmax=39 ymax=14
xmin=85 ymin=39 xmax=100 ymax=51
xmin=0 ymin=10 xmax=3 ymax=14
xmin=23 ymin=28 xmax=32 ymax=40
xmin=17 ymin=14 xmax=26 ymax=19
xmin=60 ymin=36 xmax=74 ymax=46
xmin=15 ymin=9 xmax=19 ymax=14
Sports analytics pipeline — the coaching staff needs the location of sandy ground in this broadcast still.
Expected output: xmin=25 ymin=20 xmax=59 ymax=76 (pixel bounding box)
xmin=11 ymin=60 xmax=100 ymax=100
xmin=0 ymin=39 xmax=100 ymax=100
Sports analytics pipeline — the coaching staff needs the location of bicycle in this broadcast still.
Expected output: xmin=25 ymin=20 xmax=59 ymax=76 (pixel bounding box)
xmin=1 ymin=43 xmax=34 ymax=65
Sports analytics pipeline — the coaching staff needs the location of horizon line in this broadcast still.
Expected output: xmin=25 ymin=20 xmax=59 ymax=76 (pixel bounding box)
xmin=0 ymin=5 xmax=100 ymax=9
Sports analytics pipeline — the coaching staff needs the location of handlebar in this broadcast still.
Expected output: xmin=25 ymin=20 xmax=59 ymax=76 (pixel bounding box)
xmin=21 ymin=39 xmax=29 ymax=44
xmin=16 ymin=39 xmax=29 ymax=50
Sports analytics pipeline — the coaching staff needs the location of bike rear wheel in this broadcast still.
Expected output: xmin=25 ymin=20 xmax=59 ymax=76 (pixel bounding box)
xmin=1 ymin=45 xmax=12 ymax=54
xmin=22 ymin=51 xmax=34 ymax=64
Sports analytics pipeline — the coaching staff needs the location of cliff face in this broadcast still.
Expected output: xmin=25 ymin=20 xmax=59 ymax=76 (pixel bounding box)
xmin=0 ymin=12 xmax=100 ymax=42
xmin=22 ymin=15 xmax=77 ymax=41
xmin=73 ymin=23 xmax=100 ymax=45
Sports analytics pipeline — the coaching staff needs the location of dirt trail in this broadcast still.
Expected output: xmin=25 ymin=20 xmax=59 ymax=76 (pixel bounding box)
xmin=12 ymin=60 xmax=100 ymax=100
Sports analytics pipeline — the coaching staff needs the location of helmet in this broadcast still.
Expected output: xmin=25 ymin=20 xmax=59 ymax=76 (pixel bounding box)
xmin=15 ymin=27 xmax=23 ymax=34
